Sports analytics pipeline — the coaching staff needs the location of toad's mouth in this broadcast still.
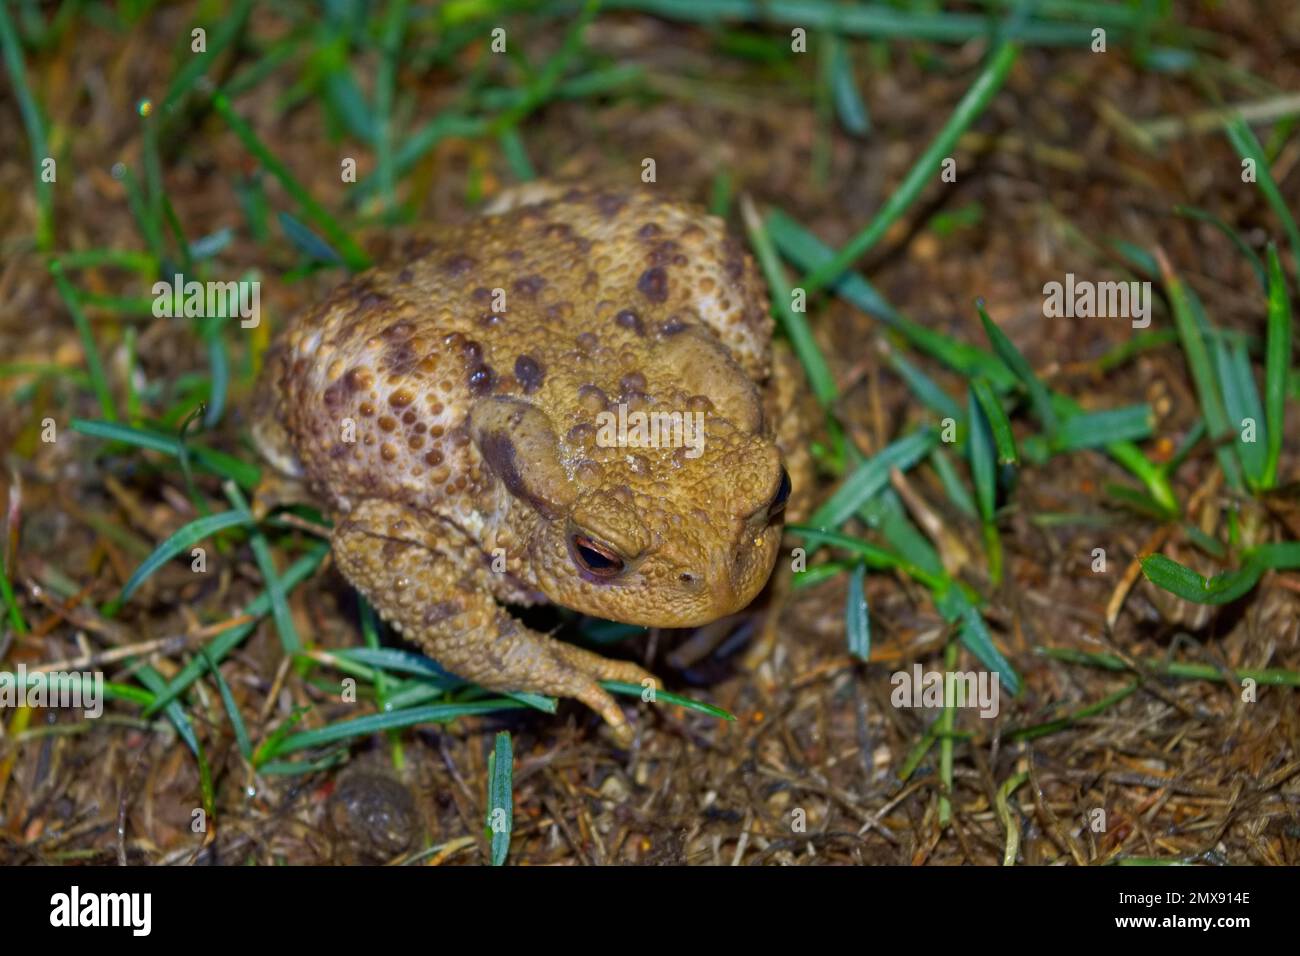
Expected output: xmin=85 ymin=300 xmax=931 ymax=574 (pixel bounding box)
xmin=531 ymin=524 xmax=783 ymax=628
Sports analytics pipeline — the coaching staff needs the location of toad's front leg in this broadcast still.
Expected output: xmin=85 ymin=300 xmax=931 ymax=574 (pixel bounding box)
xmin=331 ymin=499 xmax=657 ymax=745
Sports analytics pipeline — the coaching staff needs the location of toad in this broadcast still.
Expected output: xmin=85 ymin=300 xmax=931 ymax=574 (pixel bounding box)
xmin=252 ymin=182 xmax=811 ymax=743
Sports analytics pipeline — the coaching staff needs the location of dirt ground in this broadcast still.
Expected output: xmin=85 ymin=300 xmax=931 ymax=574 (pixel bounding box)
xmin=1 ymin=1 xmax=1298 ymax=865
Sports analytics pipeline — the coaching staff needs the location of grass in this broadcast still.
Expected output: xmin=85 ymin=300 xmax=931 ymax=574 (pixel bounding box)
xmin=1 ymin=0 xmax=1296 ymax=864
xmin=799 ymin=32 xmax=1021 ymax=293
xmin=0 ymin=1 xmax=53 ymax=251
xmin=485 ymin=731 xmax=514 ymax=866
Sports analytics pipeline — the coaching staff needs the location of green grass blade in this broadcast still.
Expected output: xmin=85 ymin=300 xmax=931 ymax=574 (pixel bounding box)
xmin=885 ymin=348 xmax=963 ymax=422
xmin=1158 ymin=251 xmax=1242 ymax=491
xmin=971 ymin=378 xmax=1018 ymax=465
xmin=498 ymin=126 xmax=537 ymax=182
xmin=602 ymin=0 xmax=1125 ymax=46
xmin=258 ymin=754 xmax=348 ymax=776
xmin=0 ymin=551 xmax=29 ymax=635
xmin=331 ymin=646 xmax=458 ymax=682
xmin=1052 ymin=405 xmax=1154 ymax=451
xmin=362 ymin=113 xmax=488 ymax=202
xmin=845 ymin=562 xmax=870 ymax=662
xmin=766 ymin=209 xmax=1018 ymax=389
xmin=160 ymin=0 xmax=254 ymax=113
xmin=115 ymin=509 xmax=253 ymax=606
xmin=132 ymin=664 xmax=202 ymax=756
xmin=857 ymin=488 xmax=948 ymax=581
xmin=278 ymin=210 xmax=343 ymax=264
xmin=801 ymin=36 xmax=1019 ymax=293
xmin=1250 ymin=541 xmax=1300 ymax=570
xmin=212 ymin=91 xmax=370 ymax=271
xmin=788 ymin=525 xmax=946 ymax=591
xmin=936 ymin=587 xmax=1020 ymax=695
xmin=201 ymin=649 xmax=253 ymax=761
xmin=930 ymin=446 xmax=978 ymax=518
xmin=827 ymin=34 xmax=869 ymax=136
xmin=808 ymin=428 xmax=937 ymax=530
xmin=1214 ymin=336 xmax=1267 ymax=489
xmin=224 ymin=483 xmax=299 ymax=653
xmin=977 ymin=300 xmax=1056 ymax=434
xmin=49 ymin=263 xmax=116 ymax=421
xmin=0 ymin=1 xmax=54 ymax=249
xmin=1039 ymin=645 xmax=1300 ymax=688
xmin=1263 ymin=245 xmax=1291 ymax=489
xmin=374 ymin=0 xmax=410 ymax=214
xmin=967 ymin=386 xmax=997 ymax=522
xmin=1225 ymin=115 xmax=1300 ymax=278
xmin=1173 ymin=204 xmax=1267 ymax=292
xmin=741 ymin=197 xmax=837 ymax=406
xmin=203 ymin=332 xmax=229 ymax=429
xmin=143 ymin=541 xmax=330 ymax=715
xmin=485 ymin=731 xmax=513 ymax=866
xmin=602 ymin=681 xmax=737 ymax=721
xmin=71 ymin=418 xmax=262 ymax=488
xmin=260 ymin=700 xmax=528 ymax=760
xmin=1139 ymin=553 xmax=1261 ymax=605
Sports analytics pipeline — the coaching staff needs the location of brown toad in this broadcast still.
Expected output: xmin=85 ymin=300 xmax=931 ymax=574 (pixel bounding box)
xmin=252 ymin=182 xmax=811 ymax=742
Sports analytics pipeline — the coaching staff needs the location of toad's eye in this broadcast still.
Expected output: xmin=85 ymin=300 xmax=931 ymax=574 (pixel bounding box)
xmin=570 ymin=534 xmax=625 ymax=579
xmin=768 ymin=467 xmax=791 ymax=520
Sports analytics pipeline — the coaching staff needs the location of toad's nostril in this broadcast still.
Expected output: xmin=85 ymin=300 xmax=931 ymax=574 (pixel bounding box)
xmin=679 ymin=572 xmax=697 ymax=586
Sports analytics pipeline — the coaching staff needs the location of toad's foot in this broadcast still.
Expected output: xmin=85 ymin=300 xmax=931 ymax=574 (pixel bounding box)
xmin=332 ymin=500 xmax=659 ymax=745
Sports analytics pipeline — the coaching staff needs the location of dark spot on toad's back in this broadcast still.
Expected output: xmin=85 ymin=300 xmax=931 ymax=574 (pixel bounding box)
xmin=638 ymin=266 xmax=668 ymax=302
xmin=658 ymin=315 xmax=689 ymax=336
xmin=577 ymin=384 xmax=608 ymax=412
xmin=468 ymin=365 xmax=495 ymax=395
xmin=513 ymin=275 xmax=546 ymax=297
xmin=615 ymin=309 xmax=644 ymax=335
xmin=648 ymin=240 xmax=681 ymax=267
xmin=343 ymin=367 xmax=372 ymax=392
xmin=594 ymin=192 xmax=626 ymax=218
xmin=514 ymin=355 xmax=544 ymax=394
xmin=442 ymin=254 xmax=477 ymax=276
xmin=402 ymin=238 xmax=436 ymax=260
xmin=355 ymin=291 xmax=389 ymax=313
xmin=638 ymin=222 xmax=660 ymax=239
xmin=382 ymin=320 xmax=415 ymax=341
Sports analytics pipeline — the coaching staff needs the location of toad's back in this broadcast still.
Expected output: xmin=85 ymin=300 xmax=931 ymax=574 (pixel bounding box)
xmin=254 ymin=184 xmax=775 ymax=520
